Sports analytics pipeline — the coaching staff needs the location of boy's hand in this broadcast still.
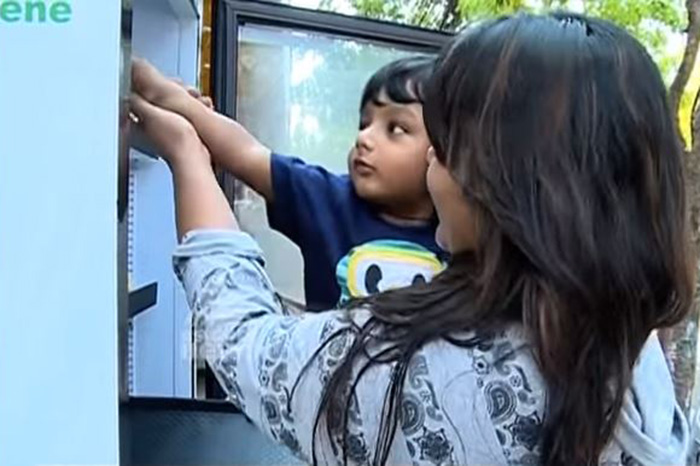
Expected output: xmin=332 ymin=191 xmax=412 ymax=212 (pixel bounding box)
xmin=132 ymin=58 xmax=273 ymax=201
xmin=130 ymin=92 xmax=210 ymax=167
xmin=170 ymin=76 xmax=214 ymax=109
xmin=182 ymin=82 xmax=214 ymax=110
xmin=133 ymin=58 xmax=214 ymax=113
xmin=132 ymin=58 xmax=191 ymax=112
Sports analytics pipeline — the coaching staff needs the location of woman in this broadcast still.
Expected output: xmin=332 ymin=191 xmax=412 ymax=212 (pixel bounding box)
xmin=131 ymin=12 xmax=693 ymax=465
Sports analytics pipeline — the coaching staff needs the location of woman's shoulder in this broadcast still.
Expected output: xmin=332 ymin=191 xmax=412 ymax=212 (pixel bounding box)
xmin=419 ymin=323 xmax=543 ymax=389
xmin=398 ymin=324 xmax=547 ymax=464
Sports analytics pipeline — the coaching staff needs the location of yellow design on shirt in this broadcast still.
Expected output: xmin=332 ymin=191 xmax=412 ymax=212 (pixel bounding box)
xmin=336 ymin=240 xmax=445 ymax=304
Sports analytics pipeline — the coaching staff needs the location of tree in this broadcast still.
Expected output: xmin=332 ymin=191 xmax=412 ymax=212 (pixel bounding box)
xmin=324 ymin=0 xmax=700 ymax=413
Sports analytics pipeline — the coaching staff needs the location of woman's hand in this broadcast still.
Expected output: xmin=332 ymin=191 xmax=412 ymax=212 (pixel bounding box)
xmin=130 ymin=92 xmax=238 ymax=238
xmin=129 ymin=92 xmax=210 ymax=168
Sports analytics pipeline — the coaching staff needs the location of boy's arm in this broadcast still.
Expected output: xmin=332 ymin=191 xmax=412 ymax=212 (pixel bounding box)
xmin=173 ymin=102 xmax=273 ymax=201
xmin=132 ymin=58 xmax=274 ymax=201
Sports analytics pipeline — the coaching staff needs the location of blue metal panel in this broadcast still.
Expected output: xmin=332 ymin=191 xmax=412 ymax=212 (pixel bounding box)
xmin=129 ymin=0 xmax=198 ymax=397
xmin=0 ymin=0 xmax=121 ymax=463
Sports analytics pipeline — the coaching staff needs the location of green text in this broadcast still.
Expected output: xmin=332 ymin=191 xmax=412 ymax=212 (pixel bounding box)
xmin=0 ymin=1 xmax=72 ymax=24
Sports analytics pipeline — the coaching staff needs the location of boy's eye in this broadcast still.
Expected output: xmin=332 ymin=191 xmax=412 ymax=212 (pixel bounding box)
xmin=359 ymin=119 xmax=370 ymax=130
xmin=389 ymin=123 xmax=408 ymax=135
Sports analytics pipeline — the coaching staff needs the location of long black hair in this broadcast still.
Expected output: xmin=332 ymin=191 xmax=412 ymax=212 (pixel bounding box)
xmin=310 ymin=13 xmax=695 ymax=465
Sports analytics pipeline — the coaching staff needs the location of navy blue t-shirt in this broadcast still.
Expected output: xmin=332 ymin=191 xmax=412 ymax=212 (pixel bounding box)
xmin=267 ymin=153 xmax=445 ymax=311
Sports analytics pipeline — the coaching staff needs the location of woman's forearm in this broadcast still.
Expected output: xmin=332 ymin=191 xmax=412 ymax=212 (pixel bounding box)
xmin=169 ymin=144 xmax=239 ymax=240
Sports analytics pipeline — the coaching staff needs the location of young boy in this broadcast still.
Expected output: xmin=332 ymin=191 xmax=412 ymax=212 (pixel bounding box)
xmin=133 ymin=56 xmax=445 ymax=311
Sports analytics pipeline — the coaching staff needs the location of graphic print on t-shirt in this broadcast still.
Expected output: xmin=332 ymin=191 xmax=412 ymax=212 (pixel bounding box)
xmin=336 ymin=239 xmax=445 ymax=305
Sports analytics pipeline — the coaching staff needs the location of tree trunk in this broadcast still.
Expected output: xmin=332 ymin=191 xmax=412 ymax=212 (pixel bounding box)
xmin=664 ymin=139 xmax=700 ymax=412
xmin=438 ymin=0 xmax=460 ymax=31
xmin=670 ymin=0 xmax=700 ymax=118
xmin=660 ymin=0 xmax=700 ymax=415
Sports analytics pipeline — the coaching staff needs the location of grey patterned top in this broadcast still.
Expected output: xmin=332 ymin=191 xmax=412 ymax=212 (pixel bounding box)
xmin=173 ymin=230 xmax=659 ymax=465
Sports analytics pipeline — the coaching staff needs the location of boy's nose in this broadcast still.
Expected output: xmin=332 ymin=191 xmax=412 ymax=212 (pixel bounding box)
xmin=356 ymin=126 xmax=375 ymax=152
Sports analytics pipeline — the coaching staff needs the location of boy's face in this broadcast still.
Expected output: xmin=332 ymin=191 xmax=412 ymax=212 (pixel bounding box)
xmin=348 ymin=95 xmax=431 ymax=217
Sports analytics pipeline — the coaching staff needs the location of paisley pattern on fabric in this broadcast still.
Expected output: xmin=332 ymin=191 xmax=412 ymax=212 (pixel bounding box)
xmin=175 ymin=232 xmax=656 ymax=466
xmin=467 ymin=331 xmax=544 ymax=465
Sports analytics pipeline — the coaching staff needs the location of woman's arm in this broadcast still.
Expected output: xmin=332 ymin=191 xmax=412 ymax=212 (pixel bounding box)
xmin=129 ymin=93 xmax=237 ymax=239
xmin=131 ymin=93 xmax=376 ymax=462
xmin=173 ymin=229 xmax=373 ymax=463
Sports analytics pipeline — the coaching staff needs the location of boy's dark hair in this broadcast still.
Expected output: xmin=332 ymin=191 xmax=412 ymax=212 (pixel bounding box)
xmin=360 ymin=55 xmax=435 ymax=109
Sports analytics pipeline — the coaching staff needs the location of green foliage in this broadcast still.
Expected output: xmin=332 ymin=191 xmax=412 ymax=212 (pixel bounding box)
xmin=583 ymin=0 xmax=685 ymax=78
xmin=319 ymin=0 xmax=697 ymax=145
xmin=348 ymin=0 xmax=445 ymax=28
xmin=346 ymin=0 xmax=686 ymax=79
xmin=584 ymin=0 xmax=685 ymax=32
xmin=347 ymin=0 xmax=686 ymax=33
xmin=350 ymin=0 xmax=403 ymax=20
xmin=456 ymin=0 xmax=528 ymax=21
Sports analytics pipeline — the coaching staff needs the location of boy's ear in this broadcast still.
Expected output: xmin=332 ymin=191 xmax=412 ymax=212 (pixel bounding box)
xmin=426 ymin=146 xmax=436 ymax=164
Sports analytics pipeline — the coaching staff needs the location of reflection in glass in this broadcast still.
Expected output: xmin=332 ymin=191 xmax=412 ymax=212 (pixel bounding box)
xmin=235 ymin=24 xmax=415 ymax=307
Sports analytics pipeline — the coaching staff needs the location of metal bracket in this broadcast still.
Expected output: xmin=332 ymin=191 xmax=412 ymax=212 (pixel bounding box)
xmin=129 ymin=282 xmax=158 ymax=318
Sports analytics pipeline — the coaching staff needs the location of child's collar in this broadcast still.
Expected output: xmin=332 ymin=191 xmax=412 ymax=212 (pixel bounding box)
xmin=378 ymin=211 xmax=435 ymax=228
